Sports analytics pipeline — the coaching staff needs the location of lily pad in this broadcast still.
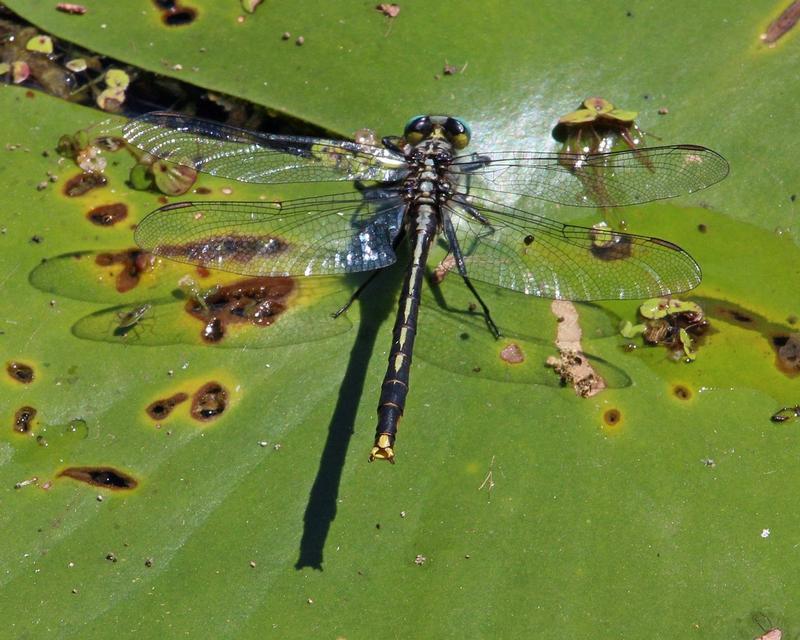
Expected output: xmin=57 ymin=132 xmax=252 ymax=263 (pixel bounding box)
xmin=1 ymin=0 xmax=800 ymax=637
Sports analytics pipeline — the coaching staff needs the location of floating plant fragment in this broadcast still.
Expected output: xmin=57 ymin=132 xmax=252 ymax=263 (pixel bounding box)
xmin=620 ymin=297 xmax=708 ymax=360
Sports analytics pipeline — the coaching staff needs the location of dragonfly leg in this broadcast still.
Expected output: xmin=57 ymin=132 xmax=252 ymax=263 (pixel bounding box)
xmin=442 ymin=214 xmax=501 ymax=339
xmin=461 ymin=276 xmax=500 ymax=339
xmin=332 ymin=269 xmax=385 ymax=319
xmin=332 ymin=228 xmax=406 ymax=319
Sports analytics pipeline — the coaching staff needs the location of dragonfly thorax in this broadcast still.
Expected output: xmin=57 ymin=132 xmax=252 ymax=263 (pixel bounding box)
xmin=399 ymin=136 xmax=459 ymax=207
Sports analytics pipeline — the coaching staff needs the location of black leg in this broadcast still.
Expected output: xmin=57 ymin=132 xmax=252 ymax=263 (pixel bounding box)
xmin=442 ymin=214 xmax=501 ymax=339
xmin=332 ymin=228 xmax=407 ymax=319
xmin=461 ymin=275 xmax=500 ymax=339
xmin=332 ymin=269 xmax=385 ymax=319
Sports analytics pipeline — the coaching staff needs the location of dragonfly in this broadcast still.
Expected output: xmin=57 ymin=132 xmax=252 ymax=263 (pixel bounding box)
xmin=123 ymin=112 xmax=729 ymax=462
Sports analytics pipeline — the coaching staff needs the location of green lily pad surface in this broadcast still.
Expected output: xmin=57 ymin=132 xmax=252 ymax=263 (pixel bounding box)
xmin=1 ymin=1 xmax=800 ymax=638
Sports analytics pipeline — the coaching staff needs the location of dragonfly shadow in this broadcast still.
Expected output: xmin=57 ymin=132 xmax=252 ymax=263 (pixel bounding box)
xmin=295 ymin=268 xmax=399 ymax=570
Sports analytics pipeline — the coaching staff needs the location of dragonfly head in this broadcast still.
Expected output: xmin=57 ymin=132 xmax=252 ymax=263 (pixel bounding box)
xmin=403 ymin=115 xmax=471 ymax=150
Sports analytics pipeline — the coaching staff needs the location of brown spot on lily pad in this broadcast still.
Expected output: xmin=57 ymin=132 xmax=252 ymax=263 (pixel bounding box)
xmin=146 ymin=392 xmax=189 ymax=420
xmin=499 ymin=343 xmax=525 ymax=364
xmin=185 ymin=276 xmax=295 ymax=343
xmin=63 ymin=172 xmax=107 ymax=197
xmin=590 ymin=228 xmax=634 ymax=261
xmin=153 ymin=0 xmax=198 ymax=27
xmin=762 ymin=1 xmax=800 ymax=44
xmin=673 ymin=384 xmax=692 ymax=400
xmin=7 ymin=361 xmax=34 ymax=384
xmin=86 ymin=203 xmax=127 ymax=226
xmin=603 ymin=408 xmax=622 ymax=426
xmin=94 ymin=248 xmax=155 ymax=293
xmin=191 ymin=381 xmax=228 ymax=422
xmin=14 ymin=406 xmax=37 ymax=433
xmin=58 ymin=466 xmax=138 ymax=490
xmin=775 ymin=333 xmax=800 ymax=375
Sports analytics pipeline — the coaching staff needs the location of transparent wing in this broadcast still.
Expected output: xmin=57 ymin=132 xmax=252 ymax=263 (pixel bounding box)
xmin=445 ymin=195 xmax=700 ymax=300
xmin=452 ymin=145 xmax=729 ymax=207
xmin=135 ymin=193 xmax=407 ymax=276
xmin=123 ymin=112 xmax=409 ymax=184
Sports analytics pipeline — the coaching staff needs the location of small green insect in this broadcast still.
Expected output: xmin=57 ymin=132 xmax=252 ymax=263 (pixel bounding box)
xmin=114 ymin=303 xmax=152 ymax=336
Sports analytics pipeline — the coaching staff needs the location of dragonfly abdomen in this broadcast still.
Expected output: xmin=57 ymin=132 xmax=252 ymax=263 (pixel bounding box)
xmin=371 ymin=204 xmax=439 ymax=463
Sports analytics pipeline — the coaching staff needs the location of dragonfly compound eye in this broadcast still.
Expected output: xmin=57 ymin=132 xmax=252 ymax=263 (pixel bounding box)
xmin=444 ymin=117 xmax=471 ymax=149
xmin=404 ymin=115 xmax=433 ymax=144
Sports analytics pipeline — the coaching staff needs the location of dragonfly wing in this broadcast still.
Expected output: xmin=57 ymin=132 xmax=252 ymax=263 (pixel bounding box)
xmin=452 ymin=145 xmax=729 ymax=207
xmin=135 ymin=193 xmax=406 ymax=277
xmin=123 ymin=112 xmax=409 ymax=184
xmin=444 ymin=195 xmax=700 ymax=300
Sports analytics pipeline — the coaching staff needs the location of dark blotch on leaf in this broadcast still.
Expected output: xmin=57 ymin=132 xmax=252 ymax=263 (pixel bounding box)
xmin=146 ymin=392 xmax=189 ymax=420
xmin=590 ymin=231 xmax=634 ymax=261
xmin=14 ymin=406 xmax=37 ymax=433
xmin=673 ymin=384 xmax=692 ymax=400
xmin=59 ymin=466 xmax=138 ymax=490
xmin=184 ymin=277 xmax=295 ymax=344
xmin=94 ymin=248 xmax=155 ymax=293
xmin=63 ymin=172 xmax=107 ymax=197
xmin=191 ymin=382 xmax=228 ymax=422
xmin=603 ymin=408 xmax=621 ymax=426
xmin=87 ymin=203 xmax=128 ymax=226
xmin=775 ymin=333 xmax=800 ymax=373
xmin=153 ymin=0 xmax=198 ymax=26
xmin=7 ymin=361 xmax=34 ymax=384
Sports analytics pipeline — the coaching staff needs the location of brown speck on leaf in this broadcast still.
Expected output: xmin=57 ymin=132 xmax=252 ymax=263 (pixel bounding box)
xmin=500 ymin=343 xmax=525 ymax=364
xmin=376 ymin=3 xmax=400 ymax=18
xmin=56 ymin=3 xmax=87 ymax=14
xmin=63 ymin=171 xmax=107 ymax=197
xmin=658 ymin=107 xmax=669 ymax=115
xmin=7 ymin=361 xmax=35 ymax=384
xmin=295 ymin=36 xmax=305 ymax=46
xmin=778 ymin=333 xmax=800 ymax=371
xmin=59 ymin=466 xmax=138 ymax=490
xmin=191 ymin=382 xmax=228 ymax=421
xmin=762 ymin=1 xmax=800 ymax=44
xmin=105 ymin=552 xmax=117 ymax=563
xmin=414 ymin=554 xmax=427 ymax=565
xmin=14 ymin=406 xmax=37 ymax=433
